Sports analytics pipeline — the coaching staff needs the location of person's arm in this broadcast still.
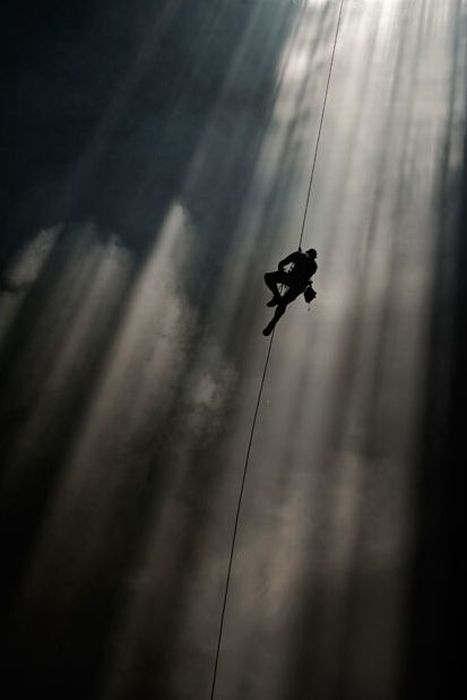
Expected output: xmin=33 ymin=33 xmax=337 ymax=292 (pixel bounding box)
xmin=278 ymin=252 xmax=299 ymax=269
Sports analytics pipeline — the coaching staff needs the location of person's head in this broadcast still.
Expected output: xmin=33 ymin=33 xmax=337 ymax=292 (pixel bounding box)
xmin=306 ymin=248 xmax=317 ymax=258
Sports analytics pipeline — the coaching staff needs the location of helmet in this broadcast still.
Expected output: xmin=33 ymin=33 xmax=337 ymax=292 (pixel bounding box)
xmin=306 ymin=248 xmax=317 ymax=257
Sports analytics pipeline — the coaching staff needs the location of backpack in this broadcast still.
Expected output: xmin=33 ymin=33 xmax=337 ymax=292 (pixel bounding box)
xmin=304 ymin=283 xmax=316 ymax=304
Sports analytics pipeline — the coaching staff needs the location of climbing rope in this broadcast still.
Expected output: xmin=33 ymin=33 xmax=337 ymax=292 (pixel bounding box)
xmin=209 ymin=331 xmax=275 ymax=700
xmin=210 ymin=2 xmax=345 ymax=697
xmin=299 ymin=0 xmax=346 ymax=250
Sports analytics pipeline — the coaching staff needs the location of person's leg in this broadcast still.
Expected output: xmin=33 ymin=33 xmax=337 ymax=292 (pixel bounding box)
xmin=262 ymin=286 xmax=301 ymax=336
xmin=262 ymin=301 xmax=287 ymax=336
xmin=264 ymin=271 xmax=288 ymax=304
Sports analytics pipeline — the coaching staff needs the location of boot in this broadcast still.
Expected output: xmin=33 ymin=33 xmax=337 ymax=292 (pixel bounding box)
xmin=262 ymin=322 xmax=275 ymax=336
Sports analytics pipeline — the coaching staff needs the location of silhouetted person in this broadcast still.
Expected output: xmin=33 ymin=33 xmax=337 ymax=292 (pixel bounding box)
xmin=263 ymin=247 xmax=317 ymax=336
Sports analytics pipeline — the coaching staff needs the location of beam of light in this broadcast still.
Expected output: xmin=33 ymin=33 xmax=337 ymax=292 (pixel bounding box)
xmin=1 ymin=225 xmax=134 ymax=489
xmin=0 ymin=226 xmax=60 ymax=348
xmin=13 ymin=203 xmax=191 ymax=580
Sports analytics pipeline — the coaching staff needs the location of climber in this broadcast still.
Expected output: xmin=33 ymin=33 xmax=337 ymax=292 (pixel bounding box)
xmin=263 ymin=247 xmax=317 ymax=336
